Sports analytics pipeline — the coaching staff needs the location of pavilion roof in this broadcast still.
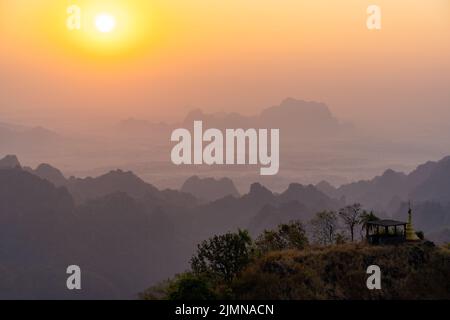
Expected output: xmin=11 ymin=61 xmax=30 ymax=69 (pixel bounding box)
xmin=366 ymin=219 xmax=407 ymax=227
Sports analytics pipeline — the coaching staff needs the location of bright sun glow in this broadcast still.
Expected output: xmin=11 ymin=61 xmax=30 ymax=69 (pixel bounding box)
xmin=60 ymin=1 xmax=157 ymax=58
xmin=95 ymin=13 xmax=116 ymax=33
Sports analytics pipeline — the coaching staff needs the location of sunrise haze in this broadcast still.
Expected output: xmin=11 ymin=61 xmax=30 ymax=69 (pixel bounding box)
xmin=0 ymin=1 xmax=449 ymax=131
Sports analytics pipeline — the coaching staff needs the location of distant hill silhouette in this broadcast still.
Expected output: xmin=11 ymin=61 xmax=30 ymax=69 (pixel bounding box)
xmin=315 ymin=180 xmax=338 ymax=198
xmin=247 ymin=183 xmax=342 ymax=235
xmin=26 ymin=163 xmax=67 ymax=187
xmin=334 ymin=169 xmax=408 ymax=213
xmin=279 ymin=183 xmax=340 ymax=210
xmin=180 ymin=98 xmax=348 ymax=140
xmin=393 ymin=201 xmax=450 ymax=235
xmin=0 ymin=125 xmax=62 ymax=154
xmin=0 ymin=154 xmax=21 ymax=169
xmin=259 ymin=98 xmax=342 ymax=135
xmin=181 ymin=176 xmax=240 ymax=202
xmin=318 ymin=156 xmax=450 ymax=212
xmin=115 ymin=98 xmax=351 ymax=143
xmin=19 ymin=159 xmax=198 ymax=208
xmin=409 ymin=156 xmax=450 ymax=203
xmin=182 ymin=182 xmax=343 ymax=241
xmin=315 ymin=156 xmax=450 ymax=238
xmin=249 ymin=201 xmax=309 ymax=235
xmin=66 ymin=170 xmax=160 ymax=203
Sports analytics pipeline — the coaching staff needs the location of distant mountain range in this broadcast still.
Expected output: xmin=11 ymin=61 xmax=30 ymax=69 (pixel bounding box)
xmin=115 ymin=98 xmax=353 ymax=142
xmin=0 ymin=154 xmax=345 ymax=299
xmin=3 ymin=97 xmax=433 ymax=193
xmin=182 ymin=98 xmax=345 ymax=134
xmin=312 ymin=155 xmax=450 ymax=242
xmin=0 ymin=154 xmax=21 ymax=169
xmin=1 ymin=152 xmax=450 ymax=298
xmin=0 ymin=124 xmax=62 ymax=153
xmin=316 ymin=156 xmax=450 ymax=213
xmin=5 ymin=153 xmax=450 ymax=234
xmin=181 ymin=176 xmax=240 ymax=202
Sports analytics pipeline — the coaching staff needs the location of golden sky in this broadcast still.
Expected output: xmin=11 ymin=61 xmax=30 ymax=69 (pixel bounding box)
xmin=0 ymin=0 xmax=449 ymax=129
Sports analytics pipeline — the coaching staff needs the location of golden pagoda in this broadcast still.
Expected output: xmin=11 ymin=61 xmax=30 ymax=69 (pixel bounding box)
xmin=405 ymin=203 xmax=420 ymax=241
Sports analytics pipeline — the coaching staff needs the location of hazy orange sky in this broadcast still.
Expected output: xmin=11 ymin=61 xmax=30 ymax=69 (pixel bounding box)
xmin=0 ymin=0 xmax=449 ymax=133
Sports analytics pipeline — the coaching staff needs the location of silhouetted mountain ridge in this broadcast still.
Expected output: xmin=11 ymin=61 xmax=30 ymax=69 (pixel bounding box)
xmin=317 ymin=155 xmax=450 ymax=212
xmin=66 ymin=169 xmax=160 ymax=203
xmin=180 ymin=98 xmax=346 ymax=139
xmin=114 ymin=98 xmax=350 ymax=144
xmin=0 ymin=154 xmax=21 ymax=169
xmin=181 ymin=176 xmax=240 ymax=202
xmin=28 ymin=163 xmax=67 ymax=187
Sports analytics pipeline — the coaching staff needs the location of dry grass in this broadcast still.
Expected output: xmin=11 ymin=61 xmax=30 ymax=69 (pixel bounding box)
xmin=231 ymin=242 xmax=450 ymax=300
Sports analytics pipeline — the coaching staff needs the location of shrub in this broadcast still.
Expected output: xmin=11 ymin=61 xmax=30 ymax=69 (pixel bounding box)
xmin=256 ymin=221 xmax=309 ymax=253
xmin=167 ymin=273 xmax=216 ymax=300
xmin=191 ymin=229 xmax=253 ymax=283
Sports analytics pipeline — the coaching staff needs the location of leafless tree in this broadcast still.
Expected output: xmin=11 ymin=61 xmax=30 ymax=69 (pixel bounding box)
xmin=338 ymin=203 xmax=363 ymax=242
xmin=310 ymin=211 xmax=338 ymax=245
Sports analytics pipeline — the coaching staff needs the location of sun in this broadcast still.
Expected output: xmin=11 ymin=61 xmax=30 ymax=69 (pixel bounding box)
xmin=95 ymin=13 xmax=117 ymax=33
xmin=65 ymin=1 xmax=158 ymax=57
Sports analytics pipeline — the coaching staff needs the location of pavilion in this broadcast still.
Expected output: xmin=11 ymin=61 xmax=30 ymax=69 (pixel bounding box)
xmin=366 ymin=205 xmax=421 ymax=245
xmin=366 ymin=219 xmax=407 ymax=245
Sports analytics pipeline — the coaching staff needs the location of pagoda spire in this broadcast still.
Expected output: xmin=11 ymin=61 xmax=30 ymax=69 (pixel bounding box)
xmin=405 ymin=201 xmax=420 ymax=241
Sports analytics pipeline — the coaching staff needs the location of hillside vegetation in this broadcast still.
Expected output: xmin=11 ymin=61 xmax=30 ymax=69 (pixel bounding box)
xmin=231 ymin=243 xmax=450 ymax=299
xmin=142 ymin=226 xmax=450 ymax=300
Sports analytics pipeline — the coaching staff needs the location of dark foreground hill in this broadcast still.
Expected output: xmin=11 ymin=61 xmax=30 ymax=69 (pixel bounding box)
xmin=231 ymin=242 xmax=450 ymax=299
